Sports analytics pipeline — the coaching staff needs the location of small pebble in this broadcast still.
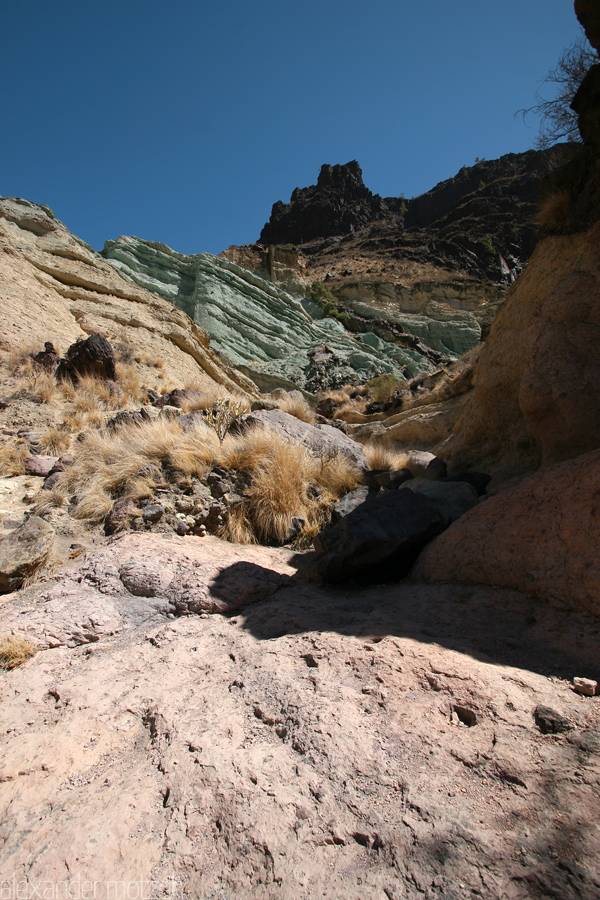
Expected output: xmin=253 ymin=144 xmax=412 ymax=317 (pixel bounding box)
xmin=573 ymin=677 xmax=597 ymax=697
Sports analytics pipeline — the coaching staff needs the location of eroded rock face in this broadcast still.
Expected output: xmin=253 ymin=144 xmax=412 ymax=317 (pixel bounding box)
xmin=260 ymin=161 xmax=389 ymax=245
xmin=0 ymin=197 xmax=255 ymax=397
xmin=413 ymin=448 xmax=600 ymax=616
xmin=448 ymin=220 xmax=600 ymax=480
xmin=102 ymin=238 xmax=428 ymax=388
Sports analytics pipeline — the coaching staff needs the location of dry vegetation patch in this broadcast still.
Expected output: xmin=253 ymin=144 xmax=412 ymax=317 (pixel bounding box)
xmin=0 ymin=636 xmax=38 ymax=670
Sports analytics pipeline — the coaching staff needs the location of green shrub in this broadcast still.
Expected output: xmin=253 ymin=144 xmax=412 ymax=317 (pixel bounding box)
xmin=365 ymin=374 xmax=404 ymax=404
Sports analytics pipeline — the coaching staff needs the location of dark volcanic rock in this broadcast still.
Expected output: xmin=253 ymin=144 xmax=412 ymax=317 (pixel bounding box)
xmin=56 ymin=334 xmax=117 ymax=384
xmin=534 ymin=705 xmax=573 ymax=735
xmin=258 ymin=147 xmax=577 ymax=285
xmin=32 ymin=342 xmax=60 ymax=372
xmin=260 ymin=161 xmax=389 ymax=245
xmin=314 ymin=488 xmax=445 ymax=583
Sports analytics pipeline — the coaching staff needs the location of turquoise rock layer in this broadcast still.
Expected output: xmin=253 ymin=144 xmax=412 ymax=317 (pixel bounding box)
xmin=103 ymin=236 xmax=436 ymax=390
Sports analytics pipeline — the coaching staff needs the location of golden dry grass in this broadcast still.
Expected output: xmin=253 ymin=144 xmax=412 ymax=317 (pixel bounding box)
xmin=217 ymin=429 xmax=360 ymax=545
xmin=363 ymin=441 xmax=410 ymax=472
xmin=37 ymin=427 xmax=72 ymax=456
xmin=15 ymin=365 xmax=58 ymax=404
xmin=0 ymin=442 xmax=28 ymax=476
xmin=8 ymin=343 xmax=41 ymax=373
xmin=333 ymin=397 xmax=368 ymax=419
xmin=52 ymin=413 xmax=361 ymax=544
xmin=538 ymin=187 xmax=571 ymax=231
xmin=0 ymin=636 xmax=38 ymax=670
xmin=275 ymin=395 xmax=316 ymax=424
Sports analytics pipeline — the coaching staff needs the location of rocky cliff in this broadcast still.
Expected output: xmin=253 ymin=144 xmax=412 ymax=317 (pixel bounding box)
xmin=258 ymin=146 xmax=575 ymax=285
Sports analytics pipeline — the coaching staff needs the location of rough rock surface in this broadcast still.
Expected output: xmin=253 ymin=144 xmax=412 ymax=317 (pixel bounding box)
xmin=260 ymin=161 xmax=389 ymax=245
xmin=259 ymin=148 xmax=575 ymax=285
xmin=448 ymin=220 xmax=600 ymax=481
xmin=402 ymin=477 xmax=479 ymax=525
xmin=413 ymin=449 xmax=600 ymax=616
xmin=0 ymin=516 xmax=55 ymax=593
xmin=1 ymin=533 xmax=599 ymax=897
xmin=0 ymin=197 xmax=254 ymax=396
xmin=235 ymin=408 xmax=369 ymax=469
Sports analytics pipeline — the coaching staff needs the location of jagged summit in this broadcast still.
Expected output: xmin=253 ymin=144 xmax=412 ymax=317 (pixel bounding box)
xmin=258 ymin=145 xmax=578 ymax=284
xmin=259 ymin=160 xmax=388 ymax=245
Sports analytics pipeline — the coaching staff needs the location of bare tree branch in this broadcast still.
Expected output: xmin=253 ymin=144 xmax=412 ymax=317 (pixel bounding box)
xmin=518 ymin=32 xmax=599 ymax=149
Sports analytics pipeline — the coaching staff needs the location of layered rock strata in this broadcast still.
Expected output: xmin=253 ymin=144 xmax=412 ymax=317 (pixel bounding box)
xmin=103 ymin=237 xmax=437 ymax=390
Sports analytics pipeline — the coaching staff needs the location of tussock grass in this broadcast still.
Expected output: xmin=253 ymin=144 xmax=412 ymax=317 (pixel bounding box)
xmin=364 ymin=441 xmax=410 ymax=472
xmin=15 ymin=365 xmax=58 ymax=404
xmin=0 ymin=636 xmax=38 ymax=670
xmin=275 ymin=395 xmax=316 ymax=424
xmin=538 ymin=187 xmax=571 ymax=231
xmin=333 ymin=397 xmax=368 ymax=419
xmin=32 ymin=485 xmax=68 ymax=517
xmin=0 ymin=442 xmax=28 ymax=476
xmin=50 ymin=413 xmax=361 ymax=544
xmin=218 ymin=429 xmax=360 ymax=544
xmin=37 ymin=427 xmax=72 ymax=456
xmin=8 ymin=343 xmax=41 ymax=373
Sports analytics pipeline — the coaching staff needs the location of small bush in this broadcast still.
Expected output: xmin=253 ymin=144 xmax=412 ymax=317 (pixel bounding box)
xmin=364 ymin=374 xmax=403 ymax=405
xmin=0 ymin=636 xmax=38 ymax=670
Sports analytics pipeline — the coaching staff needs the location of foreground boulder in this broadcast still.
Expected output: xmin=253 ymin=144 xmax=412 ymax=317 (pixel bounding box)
xmin=413 ymin=448 xmax=600 ymax=616
xmin=0 ymin=517 xmax=55 ymax=593
xmin=234 ymin=408 xmax=368 ymax=468
xmin=314 ymin=489 xmax=445 ymax=582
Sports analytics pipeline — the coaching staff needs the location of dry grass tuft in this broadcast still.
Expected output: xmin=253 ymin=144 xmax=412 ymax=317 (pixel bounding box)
xmin=363 ymin=441 xmax=410 ymax=472
xmin=0 ymin=636 xmax=38 ymax=670
xmin=8 ymin=343 xmax=40 ymax=373
xmin=538 ymin=187 xmax=571 ymax=231
xmin=276 ymin=395 xmax=316 ymax=424
xmin=40 ymin=408 xmax=361 ymax=544
xmin=218 ymin=429 xmax=360 ymax=545
xmin=32 ymin=485 xmax=68 ymax=516
xmin=0 ymin=442 xmax=28 ymax=476
xmin=333 ymin=397 xmax=368 ymax=420
xmin=15 ymin=365 xmax=58 ymax=404
xmin=37 ymin=427 xmax=72 ymax=456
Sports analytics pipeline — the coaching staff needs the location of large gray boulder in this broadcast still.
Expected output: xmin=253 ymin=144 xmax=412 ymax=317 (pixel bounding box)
xmin=314 ymin=489 xmax=445 ymax=583
xmin=234 ymin=408 xmax=368 ymax=468
xmin=0 ymin=517 xmax=55 ymax=593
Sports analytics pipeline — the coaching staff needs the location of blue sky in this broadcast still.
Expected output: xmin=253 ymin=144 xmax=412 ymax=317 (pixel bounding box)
xmin=0 ymin=1 xmax=584 ymax=255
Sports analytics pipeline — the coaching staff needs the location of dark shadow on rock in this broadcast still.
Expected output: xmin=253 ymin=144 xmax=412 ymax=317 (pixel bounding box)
xmin=211 ymin=554 xmax=600 ymax=684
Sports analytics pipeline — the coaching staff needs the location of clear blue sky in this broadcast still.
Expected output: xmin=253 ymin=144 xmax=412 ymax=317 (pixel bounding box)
xmin=0 ymin=1 xmax=584 ymax=255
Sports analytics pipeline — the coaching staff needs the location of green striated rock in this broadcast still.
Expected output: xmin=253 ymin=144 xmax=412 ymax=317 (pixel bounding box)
xmin=103 ymin=236 xmax=436 ymax=390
